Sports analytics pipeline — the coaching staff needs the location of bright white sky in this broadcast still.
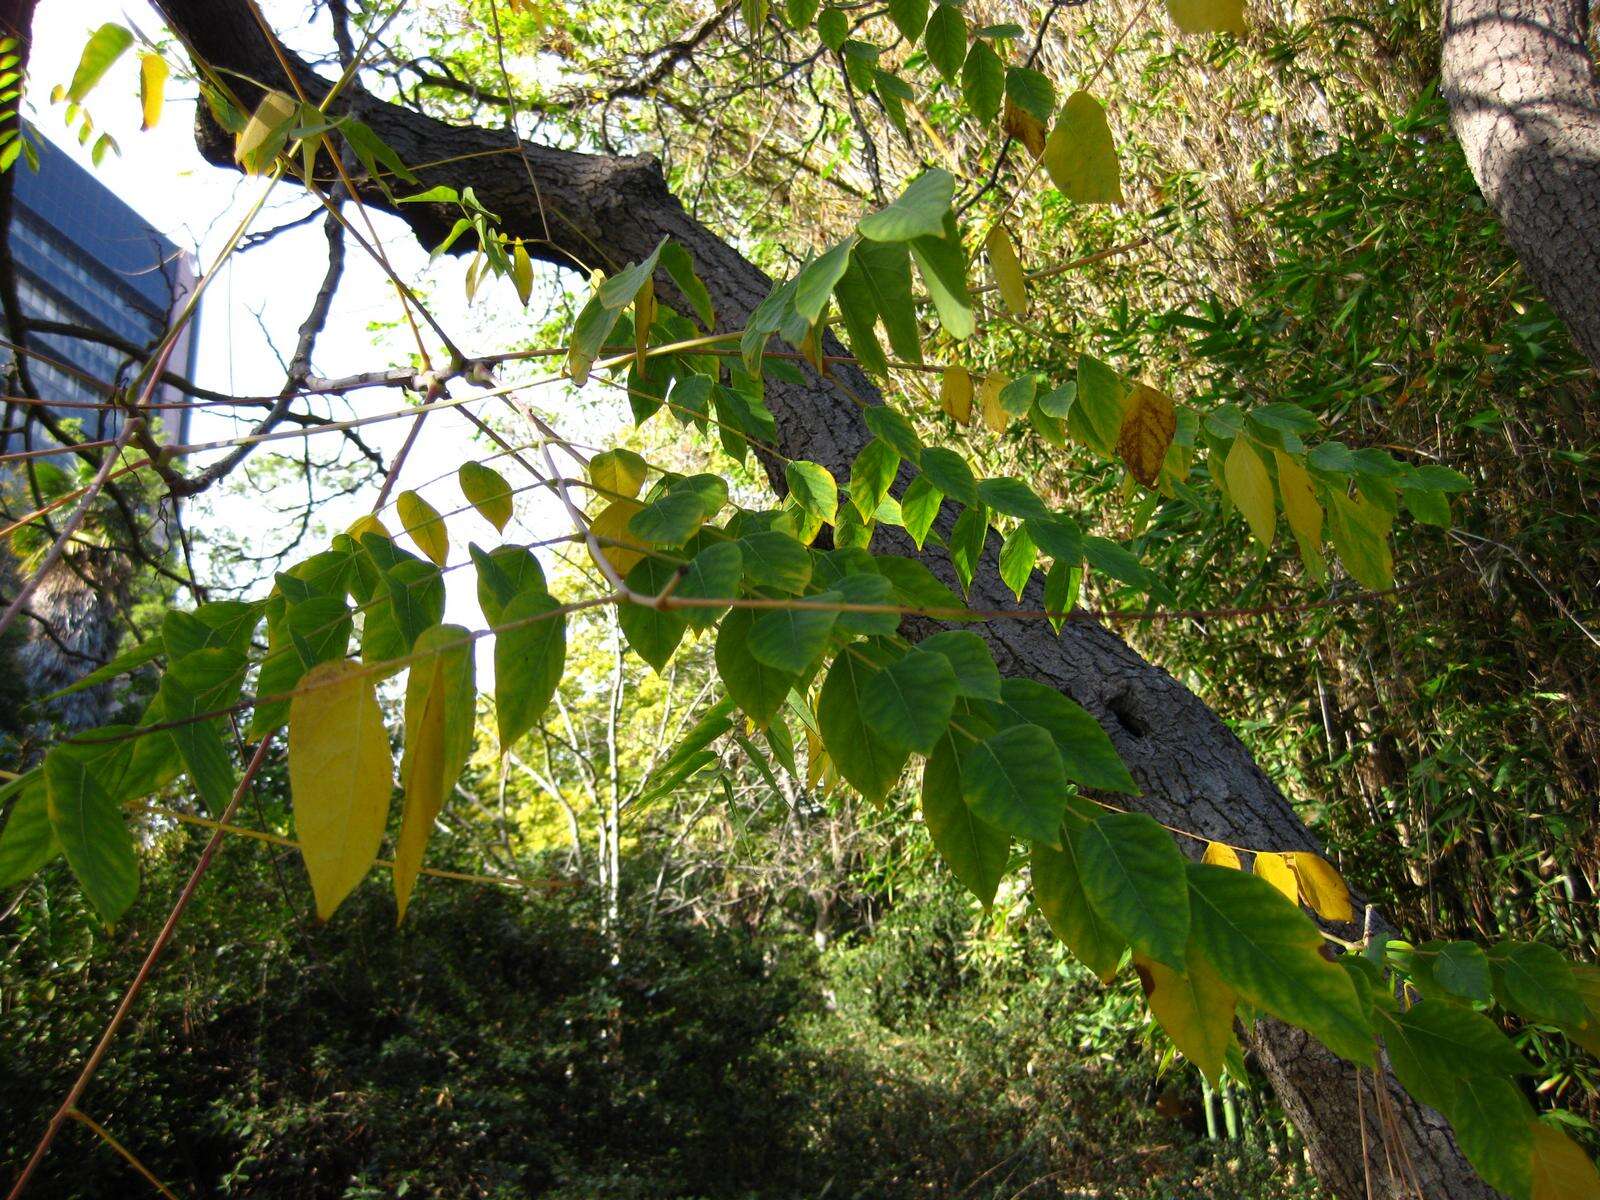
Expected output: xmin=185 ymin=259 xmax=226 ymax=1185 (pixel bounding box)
xmin=27 ymin=0 xmax=593 ymax=664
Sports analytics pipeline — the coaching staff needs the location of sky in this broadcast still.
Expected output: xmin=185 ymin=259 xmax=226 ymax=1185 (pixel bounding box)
xmin=25 ymin=0 xmax=593 ymax=665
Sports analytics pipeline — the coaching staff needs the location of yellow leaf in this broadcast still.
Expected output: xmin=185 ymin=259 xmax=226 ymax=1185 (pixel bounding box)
xmin=1202 ymin=841 xmax=1241 ymax=870
xmin=589 ymin=448 xmax=649 ymax=500
xmin=289 ymin=660 xmax=393 ymax=921
xmin=979 ymin=374 xmax=1010 ymax=433
xmin=940 ymin=365 xmax=973 ymax=424
xmin=234 ymin=89 xmax=297 ymax=175
xmin=397 ymin=490 xmax=449 ymax=566
xmin=1136 ymin=949 xmax=1237 ymax=1088
xmin=1165 ymin=0 xmax=1246 ymax=34
xmin=346 ymin=513 xmax=391 ymax=543
xmin=985 ymin=226 xmax=1028 ymax=315
xmin=587 ymin=498 xmax=649 ymax=578
xmin=1252 ymin=851 xmax=1298 ymax=903
xmin=395 ymin=626 xmax=475 ymax=922
xmin=138 ymin=53 xmax=167 ymax=131
xmin=1288 ymin=852 xmax=1354 ymax=923
xmin=1223 ymin=439 xmax=1275 ymax=553
xmin=1002 ymin=99 xmax=1046 ymax=159
xmin=1042 ymin=91 xmax=1123 ymax=205
xmin=634 ymin=275 xmax=656 ymax=365
xmin=511 ymin=239 xmax=533 ymax=306
xmin=1531 ymin=1121 xmax=1600 ymax=1200
xmin=1273 ymin=450 xmax=1326 ymax=582
xmin=458 ymin=461 xmax=514 ymax=532
xmin=1116 ymin=383 xmax=1176 ymax=487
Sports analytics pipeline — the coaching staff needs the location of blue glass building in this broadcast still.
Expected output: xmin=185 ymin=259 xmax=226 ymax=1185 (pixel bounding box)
xmin=1 ymin=130 xmax=199 ymax=452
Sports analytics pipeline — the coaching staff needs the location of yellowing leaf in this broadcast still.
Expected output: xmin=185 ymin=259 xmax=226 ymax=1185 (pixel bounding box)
xmin=979 ymin=374 xmax=1010 ymax=433
xmin=458 ymin=461 xmax=514 ymax=532
xmin=289 ymin=660 xmax=393 ymax=921
xmin=1223 ymin=439 xmax=1275 ymax=553
xmin=1042 ymin=91 xmax=1123 ymax=205
xmin=395 ymin=626 xmax=476 ymax=922
xmin=347 ymin=513 xmax=391 ymax=542
xmin=138 ymin=53 xmax=168 ymax=131
xmin=1202 ymin=841 xmax=1241 ymax=870
xmin=1002 ymin=99 xmax=1047 ymax=159
xmin=1252 ymin=851 xmax=1298 ymax=903
xmin=397 ymin=489 xmax=449 ymax=566
xmin=1530 ymin=1121 xmax=1600 ymax=1200
xmin=587 ymin=498 xmax=649 ymax=578
xmin=1288 ymin=852 xmax=1354 ymax=923
xmin=1165 ymin=0 xmax=1246 ymax=34
xmin=1116 ymin=383 xmax=1176 ymax=487
xmin=1273 ymin=450 xmax=1326 ymax=582
xmin=589 ymin=448 xmax=649 ymax=500
xmin=511 ymin=239 xmax=533 ymax=305
xmin=234 ymin=89 xmax=298 ymax=175
xmin=985 ymin=225 xmax=1027 ymax=314
xmin=941 ymin=365 xmax=973 ymax=424
xmin=1136 ymin=949 xmax=1237 ymax=1087
xmin=1328 ymin=491 xmax=1394 ymax=591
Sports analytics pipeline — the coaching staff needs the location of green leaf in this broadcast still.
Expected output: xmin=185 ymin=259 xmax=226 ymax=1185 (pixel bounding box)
xmin=794 ymin=237 xmax=855 ymax=323
xmin=849 ymin=439 xmax=900 ymax=520
xmin=950 ymin=503 xmax=989 ymax=594
xmin=1490 ymin=941 xmax=1588 ymax=1027
xmin=1430 ymin=940 xmax=1493 ymax=1002
xmin=785 ymin=459 xmax=840 ymax=523
xmin=1448 ymin=1078 xmax=1535 ymax=1200
xmin=66 ymin=23 xmax=133 ymax=102
xmin=858 ymin=168 xmax=956 ymax=242
xmin=861 ymin=647 xmax=958 ymax=754
xmin=960 ymin=39 xmax=1004 ymax=122
xmin=818 ymin=644 xmax=909 ymax=802
xmin=817 ymin=5 xmax=849 ymax=48
xmin=986 ymin=678 xmax=1137 ymax=794
xmin=494 ymin=588 xmax=567 ymax=749
xmin=910 ymin=225 xmax=975 ymax=340
xmin=998 ymin=524 xmax=1036 ymax=599
xmin=159 ymin=649 xmax=246 ymax=813
xmin=833 ymin=256 xmax=889 ymax=375
xmin=630 ymin=489 xmax=709 ymax=546
xmin=876 ymin=557 xmax=962 ymax=614
xmin=832 ymin=570 xmax=900 ymax=635
xmin=962 ymin=724 xmax=1069 ymax=846
xmin=1005 ymin=66 xmax=1055 ymax=124
xmin=923 ymin=3 xmax=967 ymax=80
xmin=901 ymin=477 xmax=942 ymax=549
xmin=42 ymin=636 xmax=164 ymax=702
xmin=1042 ymin=91 xmax=1123 ymax=204
xmin=853 ymin=240 xmax=923 ymax=361
xmin=659 ymin=239 xmax=715 ymax=330
xmin=1187 ymin=863 xmax=1374 ymax=1065
xmin=749 ymin=600 xmax=840 ymax=673
xmin=471 ymin=543 xmax=547 ymax=625
xmin=1327 ymin=491 xmax=1393 ymax=590
xmin=919 ymin=446 xmax=979 ymax=504
xmin=677 ymin=540 xmax=743 ymax=629
xmin=45 ymin=735 xmax=139 ymax=924
xmin=916 ymin=630 xmax=1000 ymax=700
xmin=887 ymin=0 xmax=929 ymax=40
xmin=1071 ymin=354 xmax=1128 ymax=455
xmin=618 ymin=558 xmax=689 ymax=671
xmin=459 ymin=461 xmax=514 ymax=531
xmin=1033 ymin=827 xmax=1126 ymax=982
xmin=739 ymin=530 xmax=814 ymax=594
xmin=716 ymin=608 xmax=799 ymax=727
xmin=924 ymin=727 xmax=1008 ymax=905
xmin=0 ymin=773 xmax=58 ymax=886
xmin=1378 ymin=1000 xmax=1533 ymax=1113
xmin=1077 ymin=812 xmax=1190 ymax=970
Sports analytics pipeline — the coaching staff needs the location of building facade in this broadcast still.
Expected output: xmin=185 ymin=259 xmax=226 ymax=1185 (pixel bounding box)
xmin=1 ymin=129 xmax=200 ymax=453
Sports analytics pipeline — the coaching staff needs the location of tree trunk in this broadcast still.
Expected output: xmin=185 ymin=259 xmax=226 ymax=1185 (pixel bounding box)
xmin=1442 ymin=0 xmax=1600 ymax=375
xmin=151 ymin=2 xmax=1497 ymax=1194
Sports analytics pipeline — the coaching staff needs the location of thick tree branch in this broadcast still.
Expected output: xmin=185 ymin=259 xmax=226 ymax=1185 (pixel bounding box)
xmin=1442 ymin=0 xmax=1600 ymax=374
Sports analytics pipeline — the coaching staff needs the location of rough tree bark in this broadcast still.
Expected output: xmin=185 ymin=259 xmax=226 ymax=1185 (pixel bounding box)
xmin=151 ymin=2 xmax=1498 ymax=1195
xmin=1442 ymin=0 xmax=1600 ymax=375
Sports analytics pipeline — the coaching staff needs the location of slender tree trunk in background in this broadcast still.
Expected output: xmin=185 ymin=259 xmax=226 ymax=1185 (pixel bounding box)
xmin=1442 ymin=0 xmax=1600 ymax=375
xmin=149 ymin=1 xmax=1506 ymax=1194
